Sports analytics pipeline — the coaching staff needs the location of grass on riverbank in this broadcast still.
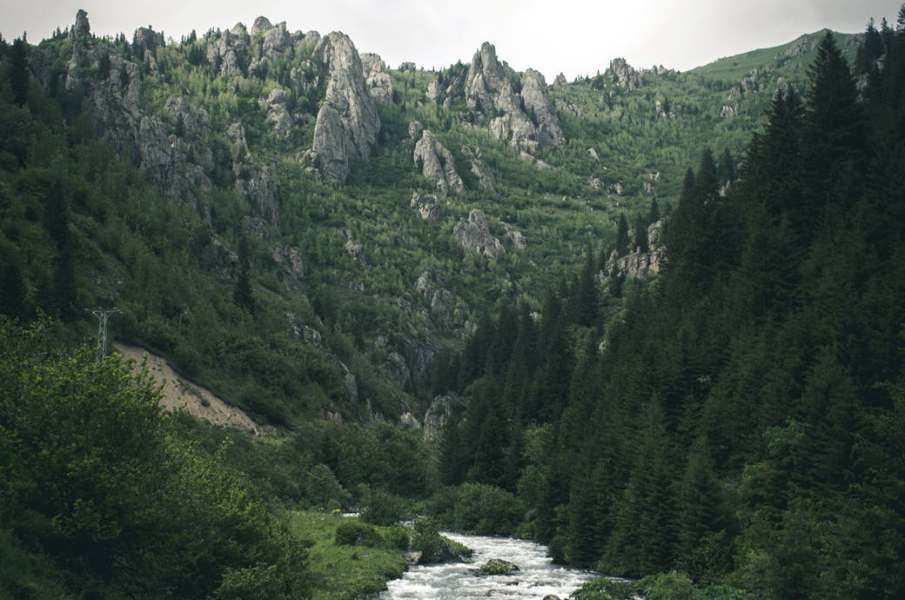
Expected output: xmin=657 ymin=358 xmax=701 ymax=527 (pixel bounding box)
xmin=285 ymin=511 xmax=408 ymax=600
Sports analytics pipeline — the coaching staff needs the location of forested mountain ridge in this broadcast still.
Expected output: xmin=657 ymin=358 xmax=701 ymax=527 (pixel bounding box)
xmin=438 ymin=13 xmax=905 ymax=600
xmin=0 ymin=9 xmax=865 ymax=430
xmin=2 ymin=5 xmax=904 ymax=599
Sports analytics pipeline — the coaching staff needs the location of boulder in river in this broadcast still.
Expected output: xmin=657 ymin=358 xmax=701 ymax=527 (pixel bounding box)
xmin=479 ymin=558 xmax=520 ymax=575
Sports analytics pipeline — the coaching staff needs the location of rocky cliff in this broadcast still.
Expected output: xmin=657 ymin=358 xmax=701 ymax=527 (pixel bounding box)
xmin=310 ymin=32 xmax=380 ymax=183
xmin=464 ymin=42 xmax=564 ymax=156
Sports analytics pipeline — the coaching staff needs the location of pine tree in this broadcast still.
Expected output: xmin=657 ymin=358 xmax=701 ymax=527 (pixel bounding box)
xmin=856 ymin=19 xmax=885 ymax=75
xmin=0 ymin=263 xmax=27 ymax=319
xmin=439 ymin=411 xmax=466 ymax=485
xmin=233 ymin=233 xmax=256 ymax=315
xmin=50 ymin=247 xmax=77 ymax=321
xmin=648 ymin=197 xmax=660 ymax=224
xmin=44 ymin=179 xmax=77 ymax=320
xmin=633 ymin=215 xmax=649 ymax=253
xmin=615 ymin=213 xmax=630 ymax=256
xmin=718 ymin=148 xmax=736 ymax=186
xmin=804 ymin=32 xmax=868 ymax=217
xmin=574 ymin=250 xmax=599 ymax=327
xmin=674 ymin=437 xmax=730 ymax=579
xmin=10 ymin=37 xmax=29 ymax=107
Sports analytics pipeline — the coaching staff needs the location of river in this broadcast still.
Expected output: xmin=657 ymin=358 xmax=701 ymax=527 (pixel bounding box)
xmin=379 ymin=533 xmax=595 ymax=599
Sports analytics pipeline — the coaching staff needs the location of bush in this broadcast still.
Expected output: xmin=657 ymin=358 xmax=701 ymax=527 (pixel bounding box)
xmin=361 ymin=489 xmax=408 ymax=526
xmin=642 ymin=571 xmax=696 ymax=600
xmin=570 ymin=578 xmax=638 ymax=600
xmin=382 ymin=526 xmax=411 ymax=551
xmin=411 ymin=518 xmax=472 ymax=565
xmin=430 ymin=483 xmax=524 ymax=535
xmin=0 ymin=320 xmax=309 ymax=599
xmin=335 ymin=520 xmax=383 ymax=547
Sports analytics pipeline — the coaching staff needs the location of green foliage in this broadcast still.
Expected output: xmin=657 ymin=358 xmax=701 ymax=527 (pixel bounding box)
xmin=361 ymin=489 xmax=409 ymax=526
xmin=442 ymin=22 xmax=905 ymax=600
xmin=410 ymin=517 xmax=472 ymax=564
xmin=9 ymin=38 xmax=28 ymax=107
xmin=335 ymin=520 xmax=383 ymax=547
xmin=0 ymin=319 xmax=309 ymax=599
xmin=429 ymin=483 xmax=524 ymax=535
xmin=285 ymin=511 xmax=407 ymax=600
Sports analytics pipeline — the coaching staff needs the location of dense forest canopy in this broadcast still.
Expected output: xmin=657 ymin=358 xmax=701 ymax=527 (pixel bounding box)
xmin=438 ymin=22 xmax=905 ymax=600
xmin=1 ymin=4 xmax=904 ymax=600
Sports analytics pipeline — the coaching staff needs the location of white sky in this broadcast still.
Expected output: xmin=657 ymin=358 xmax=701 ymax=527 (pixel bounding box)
xmin=1 ymin=0 xmax=901 ymax=79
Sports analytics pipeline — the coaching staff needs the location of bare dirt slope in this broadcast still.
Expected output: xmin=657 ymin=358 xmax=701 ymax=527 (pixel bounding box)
xmin=114 ymin=342 xmax=266 ymax=435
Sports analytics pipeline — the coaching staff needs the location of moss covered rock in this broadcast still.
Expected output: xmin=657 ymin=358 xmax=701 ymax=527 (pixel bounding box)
xmin=478 ymin=558 xmax=520 ymax=575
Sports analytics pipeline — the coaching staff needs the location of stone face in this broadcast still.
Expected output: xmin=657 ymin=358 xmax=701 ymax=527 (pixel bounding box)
xmin=453 ymin=210 xmax=504 ymax=259
xmin=410 ymin=191 xmax=442 ymax=221
xmin=414 ymin=130 xmax=465 ymax=196
xmin=310 ymin=32 xmax=380 ymax=183
xmin=554 ymin=72 xmax=567 ymax=86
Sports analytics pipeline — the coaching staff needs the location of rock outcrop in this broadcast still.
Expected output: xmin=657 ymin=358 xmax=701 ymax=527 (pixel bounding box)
xmin=72 ymin=11 xmax=214 ymax=217
xmin=271 ymin=244 xmax=304 ymax=290
xmin=520 ymin=69 xmax=564 ymax=147
xmin=410 ymin=192 xmax=443 ymax=221
xmin=604 ymin=219 xmax=665 ymax=280
xmin=414 ymin=130 xmax=464 ymax=195
xmin=262 ymin=88 xmax=293 ymax=137
xmin=226 ymin=122 xmax=280 ymax=231
xmin=415 ymin=271 xmax=463 ymax=331
xmin=71 ymin=9 xmax=91 ymax=41
xmin=461 ymin=145 xmax=495 ymax=191
xmin=606 ymin=58 xmax=642 ymax=89
xmin=361 ymin=53 xmax=394 ymax=105
xmin=423 ymin=394 xmax=463 ymax=439
xmin=310 ymin=32 xmax=380 ymax=183
xmin=453 ymin=210 xmax=504 ymax=258
xmin=465 ymin=42 xmax=564 ymax=155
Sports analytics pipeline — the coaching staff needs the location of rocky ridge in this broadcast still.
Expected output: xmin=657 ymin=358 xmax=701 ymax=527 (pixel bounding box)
xmin=309 ymin=32 xmax=380 ymax=183
xmin=464 ymin=42 xmax=564 ymax=156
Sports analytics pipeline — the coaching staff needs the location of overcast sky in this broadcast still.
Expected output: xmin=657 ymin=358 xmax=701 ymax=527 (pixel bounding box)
xmin=1 ymin=0 xmax=901 ymax=79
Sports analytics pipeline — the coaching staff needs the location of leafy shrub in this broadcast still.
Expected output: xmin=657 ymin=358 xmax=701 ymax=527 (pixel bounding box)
xmin=411 ymin=518 xmax=472 ymax=564
xmin=642 ymin=571 xmax=696 ymax=600
xmin=429 ymin=483 xmax=524 ymax=535
xmin=569 ymin=578 xmax=638 ymax=600
xmin=382 ymin=526 xmax=411 ymax=551
xmin=0 ymin=320 xmax=309 ymax=599
xmin=361 ymin=489 xmax=408 ymax=526
xmin=335 ymin=520 xmax=383 ymax=547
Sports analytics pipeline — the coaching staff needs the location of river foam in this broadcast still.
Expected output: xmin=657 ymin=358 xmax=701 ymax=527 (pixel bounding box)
xmin=380 ymin=532 xmax=594 ymax=599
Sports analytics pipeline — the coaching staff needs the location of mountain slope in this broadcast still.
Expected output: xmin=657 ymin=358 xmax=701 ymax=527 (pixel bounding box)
xmin=0 ymin=10 xmax=872 ymax=434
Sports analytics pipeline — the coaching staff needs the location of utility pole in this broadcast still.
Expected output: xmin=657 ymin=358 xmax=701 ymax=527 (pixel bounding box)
xmin=91 ymin=308 xmax=119 ymax=362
